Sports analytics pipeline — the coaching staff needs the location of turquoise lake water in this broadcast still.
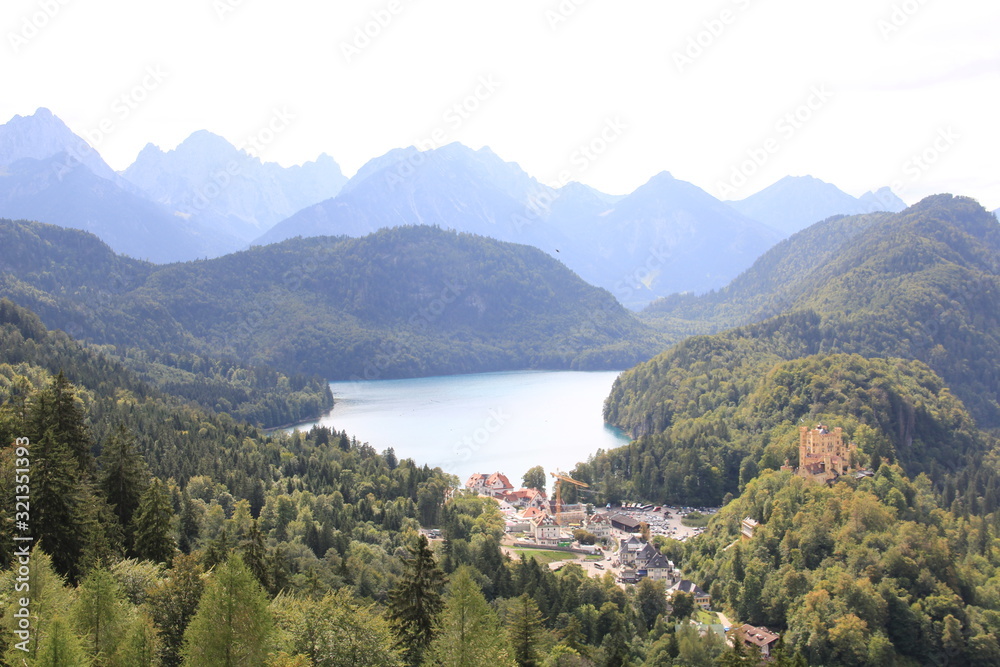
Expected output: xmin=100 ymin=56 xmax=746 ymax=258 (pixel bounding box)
xmin=290 ymin=370 xmax=631 ymax=484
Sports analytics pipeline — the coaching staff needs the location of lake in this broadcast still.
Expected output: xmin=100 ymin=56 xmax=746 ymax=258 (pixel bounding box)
xmin=289 ymin=370 xmax=631 ymax=485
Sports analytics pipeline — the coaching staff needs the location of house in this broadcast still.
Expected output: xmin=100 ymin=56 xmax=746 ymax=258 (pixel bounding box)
xmin=502 ymin=488 xmax=548 ymax=509
xmin=531 ymin=515 xmax=560 ymax=544
xmin=740 ymin=517 xmax=758 ymax=541
xmin=584 ymin=513 xmax=612 ymax=540
xmin=485 ymin=472 xmax=515 ymax=496
xmin=521 ymin=506 xmax=546 ymax=521
xmin=465 ymin=473 xmax=489 ymax=494
xmin=671 ymin=579 xmax=711 ymax=610
xmin=736 ymin=624 xmax=780 ymax=658
xmin=609 ymin=513 xmax=641 ymax=533
xmin=642 ymin=552 xmax=674 ymax=581
xmin=616 ymin=537 xmax=661 ymax=570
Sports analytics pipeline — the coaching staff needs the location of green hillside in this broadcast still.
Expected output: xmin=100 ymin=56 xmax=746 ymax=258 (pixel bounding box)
xmin=0 ymin=220 xmax=665 ymax=383
xmin=617 ymin=195 xmax=1000 ymax=432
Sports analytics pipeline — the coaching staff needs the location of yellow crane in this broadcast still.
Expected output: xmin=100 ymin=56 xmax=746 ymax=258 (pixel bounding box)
xmin=550 ymin=471 xmax=589 ymax=525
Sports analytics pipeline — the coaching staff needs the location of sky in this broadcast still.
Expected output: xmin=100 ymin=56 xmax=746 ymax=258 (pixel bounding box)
xmin=3 ymin=0 xmax=998 ymax=208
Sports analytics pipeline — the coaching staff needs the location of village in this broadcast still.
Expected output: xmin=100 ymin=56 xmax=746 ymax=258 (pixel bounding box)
xmin=458 ymin=470 xmax=782 ymax=657
xmin=445 ymin=424 xmax=870 ymax=657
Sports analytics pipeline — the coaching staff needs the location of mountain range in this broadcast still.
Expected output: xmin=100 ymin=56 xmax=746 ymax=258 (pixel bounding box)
xmin=0 ymin=219 xmax=665 ymax=381
xmin=0 ymin=108 xmax=912 ymax=308
xmin=0 ymin=109 xmax=347 ymax=262
xmin=727 ymin=174 xmax=906 ymax=236
xmin=608 ymin=195 xmax=1000 ymax=436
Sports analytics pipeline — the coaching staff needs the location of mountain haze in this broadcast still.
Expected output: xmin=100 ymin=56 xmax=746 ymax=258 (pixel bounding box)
xmin=123 ymin=130 xmax=348 ymax=248
xmin=259 ymin=144 xmax=782 ymax=308
xmin=728 ymin=175 xmax=906 ymax=236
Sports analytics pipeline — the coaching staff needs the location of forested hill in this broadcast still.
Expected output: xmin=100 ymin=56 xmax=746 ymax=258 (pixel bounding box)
xmin=0 ymin=220 xmax=665 ymax=380
xmin=614 ymin=195 xmax=1000 ymax=432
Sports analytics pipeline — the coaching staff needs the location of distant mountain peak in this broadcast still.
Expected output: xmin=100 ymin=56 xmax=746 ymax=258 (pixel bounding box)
xmin=729 ymin=176 xmax=907 ymax=236
xmin=0 ymin=107 xmax=118 ymax=182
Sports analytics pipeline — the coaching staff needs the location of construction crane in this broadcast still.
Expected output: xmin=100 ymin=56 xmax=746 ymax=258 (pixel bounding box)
xmin=550 ymin=471 xmax=589 ymax=525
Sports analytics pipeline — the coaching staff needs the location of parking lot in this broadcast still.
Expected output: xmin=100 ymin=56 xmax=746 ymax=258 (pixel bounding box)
xmin=606 ymin=504 xmax=720 ymax=542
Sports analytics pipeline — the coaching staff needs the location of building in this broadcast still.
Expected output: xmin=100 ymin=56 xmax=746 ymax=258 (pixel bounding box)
xmin=584 ymin=513 xmax=612 ymax=540
xmin=736 ymin=624 xmax=780 ymax=658
xmin=553 ymin=503 xmax=587 ymax=526
xmin=465 ymin=473 xmax=489 ymax=494
xmin=485 ymin=472 xmax=515 ymax=496
xmin=502 ymin=488 xmax=547 ymax=509
xmin=642 ymin=552 xmax=675 ymax=581
xmin=531 ymin=515 xmax=560 ymax=545
xmin=465 ymin=472 xmax=516 ymax=498
xmin=671 ymin=579 xmax=711 ymax=610
xmin=616 ymin=536 xmax=662 ymax=571
xmin=796 ymin=425 xmax=858 ymax=483
xmin=740 ymin=517 xmax=759 ymax=541
xmin=609 ymin=513 xmax=641 ymax=533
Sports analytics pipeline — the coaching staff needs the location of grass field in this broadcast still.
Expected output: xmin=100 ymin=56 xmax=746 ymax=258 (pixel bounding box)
xmin=510 ymin=549 xmax=577 ymax=565
xmin=680 ymin=511 xmax=710 ymax=528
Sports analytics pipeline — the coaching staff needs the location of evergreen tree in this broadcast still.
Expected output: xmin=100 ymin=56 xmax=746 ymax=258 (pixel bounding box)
xmin=110 ymin=613 xmax=160 ymax=667
xmin=98 ymin=424 xmax=150 ymax=547
xmin=35 ymin=371 xmax=94 ymax=473
xmin=424 ymin=566 xmax=515 ymax=667
xmin=507 ymin=593 xmax=545 ymax=667
xmin=72 ymin=565 xmax=129 ymax=663
xmin=239 ymin=519 xmax=271 ymax=592
xmin=147 ymin=553 xmax=204 ymax=667
xmin=387 ymin=534 xmax=446 ymax=664
xmin=181 ymin=554 xmax=274 ymax=667
xmin=133 ymin=478 xmax=176 ymax=563
xmin=31 ymin=425 xmax=94 ymax=580
xmin=177 ymin=489 xmax=200 ymax=554
xmin=271 ymin=588 xmax=403 ymax=666
xmin=35 ymin=616 xmax=92 ymax=667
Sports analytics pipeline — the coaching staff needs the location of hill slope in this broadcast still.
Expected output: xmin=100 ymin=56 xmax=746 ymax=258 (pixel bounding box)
xmin=624 ymin=195 xmax=1000 ymax=431
xmin=0 ymin=220 xmax=664 ymax=380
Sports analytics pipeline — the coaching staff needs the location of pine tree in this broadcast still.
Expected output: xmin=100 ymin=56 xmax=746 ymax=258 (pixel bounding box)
xmin=35 ymin=616 xmax=92 ymax=667
xmin=147 ymin=553 xmax=204 ymax=667
xmin=98 ymin=424 xmax=150 ymax=547
xmin=31 ymin=426 xmax=93 ymax=580
xmin=181 ymin=554 xmax=274 ymax=667
xmin=110 ymin=612 xmax=160 ymax=667
xmin=178 ymin=489 xmax=200 ymax=554
xmin=387 ymin=534 xmax=446 ymax=664
xmin=424 ymin=566 xmax=515 ymax=667
xmin=240 ymin=519 xmax=271 ymax=592
xmin=133 ymin=478 xmax=176 ymax=563
xmin=507 ymin=594 xmax=545 ymax=667
xmin=72 ymin=565 xmax=129 ymax=663
xmin=35 ymin=371 xmax=94 ymax=473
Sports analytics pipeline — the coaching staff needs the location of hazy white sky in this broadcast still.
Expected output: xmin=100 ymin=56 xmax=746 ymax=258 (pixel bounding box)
xmin=3 ymin=0 xmax=998 ymax=207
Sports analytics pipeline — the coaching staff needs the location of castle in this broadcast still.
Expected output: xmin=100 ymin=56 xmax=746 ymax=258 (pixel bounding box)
xmin=782 ymin=424 xmax=858 ymax=483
